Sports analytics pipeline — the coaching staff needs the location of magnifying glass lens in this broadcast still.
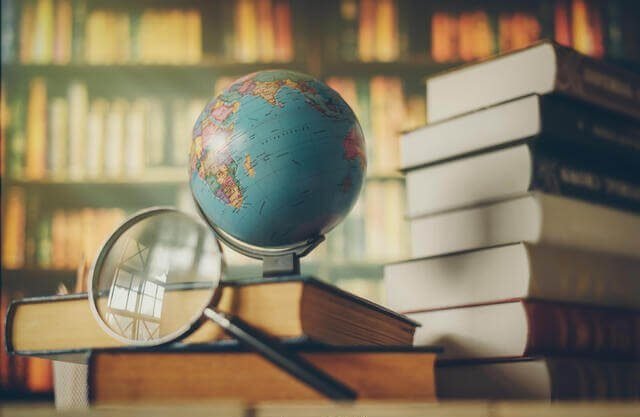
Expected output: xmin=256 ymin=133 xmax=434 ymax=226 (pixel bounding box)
xmin=92 ymin=210 xmax=222 ymax=344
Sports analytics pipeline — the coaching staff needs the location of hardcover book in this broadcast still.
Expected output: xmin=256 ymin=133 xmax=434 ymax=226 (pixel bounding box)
xmin=384 ymin=243 xmax=640 ymax=311
xmin=88 ymin=343 xmax=439 ymax=403
xmin=401 ymin=94 xmax=640 ymax=170
xmin=409 ymin=193 xmax=640 ymax=259
xmin=6 ymin=277 xmax=417 ymax=360
xmin=436 ymin=357 xmax=640 ymax=400
xmin=426 ymin=41 xmax=640 ymax=123
xmin=405 ymin=143 xmax=640 ymax=217
xmin=410 ymin=300 xmax=640 ymax=359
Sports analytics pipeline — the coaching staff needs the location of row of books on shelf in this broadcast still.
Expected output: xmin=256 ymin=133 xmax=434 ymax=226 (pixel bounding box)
xmin=2 ymin=187 xmax=126 ymax=270
xmin=3 ymin=78 xmax=207 ymax=181
xmin=337 ymin=0 xmax=633 ymax=63
xmin=384 ymin=41 xmax=640 ymax=399
xmin=1 ymin=179 xmax=408 ymax=274
xmin=1 ymin=0 xmax=294 ymax=65
xmin=2 ymin=75 xmax=424 ymax=181
xmin=5 ymin=0 xmax=635 ymax=67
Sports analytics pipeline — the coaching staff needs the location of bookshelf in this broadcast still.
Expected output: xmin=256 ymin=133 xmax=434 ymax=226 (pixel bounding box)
xmin=1 ymin=0 xmax=639 ymax=400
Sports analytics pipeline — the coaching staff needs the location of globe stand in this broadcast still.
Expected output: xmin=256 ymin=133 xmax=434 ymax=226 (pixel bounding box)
xmin=193 ymin=198 xmax=324 ymax=277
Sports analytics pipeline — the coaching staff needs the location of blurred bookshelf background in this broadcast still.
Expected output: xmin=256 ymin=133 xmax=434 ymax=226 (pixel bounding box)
xmin=1 ymin=0 xmax=639 ymax=401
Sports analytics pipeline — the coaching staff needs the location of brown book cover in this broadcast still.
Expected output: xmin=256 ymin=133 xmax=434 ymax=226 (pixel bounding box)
xmin=88 ymin=344 xmax=438 ymax=403
xmin=6 ymin=277 xmax=417 ymax=360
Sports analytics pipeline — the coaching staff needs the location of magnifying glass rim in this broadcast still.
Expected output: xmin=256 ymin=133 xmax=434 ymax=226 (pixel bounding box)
xmin=87 ymin=206 xmax=224 ymax=347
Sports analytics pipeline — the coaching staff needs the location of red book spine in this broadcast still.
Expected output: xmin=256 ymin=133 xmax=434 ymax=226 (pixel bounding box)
xmin=525 ymin=301 xmax=640 ymax=358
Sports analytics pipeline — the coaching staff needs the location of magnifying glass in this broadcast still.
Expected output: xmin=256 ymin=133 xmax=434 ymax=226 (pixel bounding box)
xmin=88 ymin=207 xmax=356 ymax=400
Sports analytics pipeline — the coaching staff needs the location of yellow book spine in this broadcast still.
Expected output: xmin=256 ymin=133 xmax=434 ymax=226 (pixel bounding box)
xmin=375 ymin=0 xmax=398 ymax=62
xmin=2 ymin=187 xmax=26 ymax=269
xmin=25 ymin=77 xmax=47 ymax=180
xmin=572 ymin=0 xmax=592 ymax=55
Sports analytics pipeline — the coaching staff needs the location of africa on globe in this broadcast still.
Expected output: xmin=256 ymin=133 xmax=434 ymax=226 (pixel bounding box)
xmin=189 ymin=70 xmax=367 ymax=250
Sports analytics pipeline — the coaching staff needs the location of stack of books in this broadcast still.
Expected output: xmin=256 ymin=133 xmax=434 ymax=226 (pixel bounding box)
xmin=6 ymin=277 xmax=438 ymax=405
xmin=385 ymin=41 xmax=640 ymax=400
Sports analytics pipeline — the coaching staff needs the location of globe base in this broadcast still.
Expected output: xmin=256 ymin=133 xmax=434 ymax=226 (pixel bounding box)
xmin=263 ymin=253 xmax=301 ymax=278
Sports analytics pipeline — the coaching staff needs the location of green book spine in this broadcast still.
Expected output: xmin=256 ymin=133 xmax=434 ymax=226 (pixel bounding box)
xmin=71 ymin=0 xmax=86 ymax=63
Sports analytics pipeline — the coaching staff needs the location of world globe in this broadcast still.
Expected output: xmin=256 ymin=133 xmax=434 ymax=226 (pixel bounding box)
xmin=189 ymin=70 xmax=366 ymax=250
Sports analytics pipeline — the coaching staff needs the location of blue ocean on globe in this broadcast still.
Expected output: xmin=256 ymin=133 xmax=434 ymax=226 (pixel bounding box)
xmin=189 ymin=70 xmax=366 ymax=248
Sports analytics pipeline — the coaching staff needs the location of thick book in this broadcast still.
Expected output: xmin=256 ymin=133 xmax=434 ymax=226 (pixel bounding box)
xmin=436 ymin=357 xmax=640 ymax=400
xmin=6 ymin=277 xmax=417 ymax=360
xmin=410 ymin=193 xmax=640 ymax=259
xmin=88 ymin=343 xmax=438 ymax=403
xmin=410 ymin=300 xmax=640 ymax=359
xmin=401 ymin=94 xmax=640 ymax=170
xmin=405 ymin=143 xmax=640 ymax=217
xmin=426 ymin=41 xmax=640 ymax=123
xmin=384 ymin=243 xmax=640 ymax=312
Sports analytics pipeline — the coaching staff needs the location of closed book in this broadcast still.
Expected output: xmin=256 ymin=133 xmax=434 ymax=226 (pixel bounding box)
xmin=410 ymin=300 xmax=640 ymax=359
xmin=401 ymin=94 xmax=640 ymax=170
xmin=103 ymin=99 xmax=126 ymax=178
xmin=88 ymin=344 xmax=438 ymax=404
xmin=25 ymin=77 xmax=47 ymax=179
xmin=2 ymin=187 xmax=26 ymax=269
xmin=32 ymin=0 xmax=54 ymax=63
xmin=85 ymin=99 xmax=107 ymax=178
xmin=426 ymin=41 xmax=640 ymax=123
xmin=53 ymin=0 xmax=72 ymax=64
xmin=71 ymin=0 xmax=86 ymax=62
xmin=436 ymin=357 xmax=640 ymax=400
xmin=123 ymin=99 xmax=145 ymax=176
xmin=67 ymin=81 xmax=88 ymax=180
xmin=1 ymin=0 xmax=16 ymax=63
xmin=6 ymin=277 xmax=417 ymax=360
xmin=405 ymin=143 xmax=640 ymax=217
xmin=47 ymin=97 xmax=68 ymax=178
xmin=409 ymin=193 xmax=640 ymax=259
xmin=385 ymin=243 xmax=640 ymax=312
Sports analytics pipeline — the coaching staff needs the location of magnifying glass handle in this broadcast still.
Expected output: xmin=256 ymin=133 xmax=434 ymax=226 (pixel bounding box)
xmin=203 ymin=308 xmax=357 ymax=401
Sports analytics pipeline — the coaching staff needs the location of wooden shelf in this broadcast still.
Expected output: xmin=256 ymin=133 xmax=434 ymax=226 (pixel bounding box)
xmin=2 ymin=59 xmax=458 ymax=84
xmin=322 ymin=59 xmax=459 ymax=78
xmin=2 ymin=268 xmax=76 ymax=294
xmin=4 ymin=177 xmax=185 ymax=208
xmin=1 ymin=61 xmax=308 ymax=95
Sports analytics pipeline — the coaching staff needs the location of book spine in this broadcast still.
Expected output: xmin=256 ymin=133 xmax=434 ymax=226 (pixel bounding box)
xmin=1 ymin=0 xmax=16 ymax=63
xmin=553 ymin=44 xmax=640 ymax=120
xmin=71 ymin=0 xmax=86 ymax=63
xmin=525 ymin=302 xmax=640 ymax=359
xmin=547 ymin=359 xmax=640 ymax=399
xmin=539 ymin=96 xmax=640 ymax=162
xmin=530 ymin=152 xmax=640 ymax=213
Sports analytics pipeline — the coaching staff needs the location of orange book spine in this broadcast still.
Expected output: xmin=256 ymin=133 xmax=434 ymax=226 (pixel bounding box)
xmin=273 ymin=0 xmax=292 ymax=62
xmin=26 ymin=357 xmax=53 ymax=393
xmin=375 ymin=0 xmax=398 ymax=62
xmin=554 ymin=0 xmax=572 ymax=47
xmin=358 ymin=0 xmax=376 ymax=62
xmin=53 ymin=0 xmax=72 ymax=64
xmin=257 ymin=0 xmax=275 ymax=62
xmin=431 ymin=12 xmax=457 ymax=63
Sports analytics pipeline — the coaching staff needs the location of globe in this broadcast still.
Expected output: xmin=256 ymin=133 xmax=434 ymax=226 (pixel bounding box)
xmin=189 ymin=70 xmax=366 ymax=250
